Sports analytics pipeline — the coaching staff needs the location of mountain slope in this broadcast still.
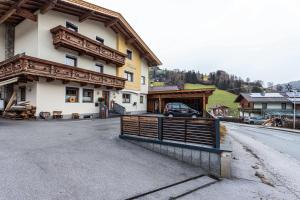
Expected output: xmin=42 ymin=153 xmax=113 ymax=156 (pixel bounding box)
xmin=184 ymin=83 xmax=239 ymax=116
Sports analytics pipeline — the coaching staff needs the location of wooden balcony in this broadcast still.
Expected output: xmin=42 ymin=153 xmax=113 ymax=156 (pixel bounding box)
xmin=50 ymin=26 xmax=126 ymax=66
xmin=0 ymin=54 xmax=126 ymax=90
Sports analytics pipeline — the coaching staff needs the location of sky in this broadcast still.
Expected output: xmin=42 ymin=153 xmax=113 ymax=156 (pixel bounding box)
xmin=87 ymin=0 xmax=300 ymax=84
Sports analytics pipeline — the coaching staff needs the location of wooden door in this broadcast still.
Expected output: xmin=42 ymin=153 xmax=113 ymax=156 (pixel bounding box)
xmin=102 ymin=91 xmax=110 ymax=109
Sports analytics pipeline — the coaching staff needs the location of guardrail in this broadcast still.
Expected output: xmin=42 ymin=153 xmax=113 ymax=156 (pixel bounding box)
xmin=120 ymin=115 xmax=220 ymax=148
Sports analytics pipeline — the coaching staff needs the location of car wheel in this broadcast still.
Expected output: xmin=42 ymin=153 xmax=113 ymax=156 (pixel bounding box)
xmin=168 ymin=114 xmax=174 ymax=118
xmin=191 ymin=114 xmax=197 ymax=119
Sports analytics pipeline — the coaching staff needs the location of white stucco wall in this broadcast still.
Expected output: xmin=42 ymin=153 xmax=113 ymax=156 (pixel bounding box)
xmin=37 ymin=10 xmax=117 ymax=75
xmin=36 ymin=78 xmax=103 ymax=117
xmin=254 ymin=102 xmax=293 ymax=110
xmin=112 ymin=90 xmax=147 ymax=114
xmin=15 ymin=19 xmax=38 ymax=56
xmin=13 ymin=82 xmax=37 ymax=106
xmin=0 ymin=25 xmax=5 ymax=61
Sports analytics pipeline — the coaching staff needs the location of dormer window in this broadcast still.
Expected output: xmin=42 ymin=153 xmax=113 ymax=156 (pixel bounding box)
xmin=66 ymin=21 xmax=78 ymax=32
xmin=96 ymin=36 xmax=104 ymax=44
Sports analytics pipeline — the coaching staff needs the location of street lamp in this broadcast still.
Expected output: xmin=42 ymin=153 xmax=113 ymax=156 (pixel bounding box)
xmin=293 ymin=89 xmax=297 ymax=129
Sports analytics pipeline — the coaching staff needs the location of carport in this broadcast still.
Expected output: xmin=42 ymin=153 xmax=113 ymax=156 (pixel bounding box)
xmin=147 ymin=87 xmax=215 ymax=117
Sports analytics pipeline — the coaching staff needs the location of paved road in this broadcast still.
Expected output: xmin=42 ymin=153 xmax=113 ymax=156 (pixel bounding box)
xmin=225 ymin=123 xmax=300 ymax=161
xmin=0 ymin=118 xmax=203 ymax=200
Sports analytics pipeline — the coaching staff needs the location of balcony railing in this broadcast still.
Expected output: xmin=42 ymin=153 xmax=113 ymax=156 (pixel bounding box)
xmin=50 ymin=26 xmax=126 ymax=66
xmin=0 ymin=54 xmax=126 ymax=90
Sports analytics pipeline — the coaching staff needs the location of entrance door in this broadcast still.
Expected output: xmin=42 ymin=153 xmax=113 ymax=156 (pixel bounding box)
xmin=102 ymin=91 xmax=110 ymax=109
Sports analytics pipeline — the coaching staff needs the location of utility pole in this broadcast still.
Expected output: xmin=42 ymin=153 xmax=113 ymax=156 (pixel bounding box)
xmin=293 ymin=89 xmax=297 ymax=129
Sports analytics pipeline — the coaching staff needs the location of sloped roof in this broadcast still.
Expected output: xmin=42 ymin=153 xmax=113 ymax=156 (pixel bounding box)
xmin=0 ymin=0 xmax=161 ymax=66
xmin=149 ymin=86 xmax=179 ymax=92
xmin=235 ymin=93 xmax=290 ymax=103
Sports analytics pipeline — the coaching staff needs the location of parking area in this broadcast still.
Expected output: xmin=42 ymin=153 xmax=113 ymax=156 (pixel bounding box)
xmin=0 ymin=118 xmax=203 ymax=200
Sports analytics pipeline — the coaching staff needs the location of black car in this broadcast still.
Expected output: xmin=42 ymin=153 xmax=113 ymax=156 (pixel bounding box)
xmin=163 ymin=102 xmax=200 ymax=118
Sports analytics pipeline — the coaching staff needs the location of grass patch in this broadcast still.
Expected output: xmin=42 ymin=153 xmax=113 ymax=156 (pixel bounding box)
xmin=151 ymin=82 xmax=166 ymax=87
xmin=184 ymin=83 xmax=239 ymax=117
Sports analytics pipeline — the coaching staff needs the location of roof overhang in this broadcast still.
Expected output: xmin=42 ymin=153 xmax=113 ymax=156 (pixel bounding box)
xmin=148 ymin=89 xmax=215 ymax=99
xmin=0 ymin=77 xmax=19 ymax=87
xmin=0 ymin=0 xmax=162 ymax=66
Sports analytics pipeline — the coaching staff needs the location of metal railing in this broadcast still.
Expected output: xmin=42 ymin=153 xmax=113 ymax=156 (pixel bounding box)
xmin=120 ymin=115 xmax=220 ymax=149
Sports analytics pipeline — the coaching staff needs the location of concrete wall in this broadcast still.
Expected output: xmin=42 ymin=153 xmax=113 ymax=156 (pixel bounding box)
xmin=127 ymin=139 xmax=232 ymax=178
xmin=15 ymin=19 xmax=38 ymax=56
xmin=0 ymin=25 xmax=5 ymax=61
xmin=36 ymin=78 xmax=103 ymax=118
xmin=37 ymin=11 xmax=117 ymax=75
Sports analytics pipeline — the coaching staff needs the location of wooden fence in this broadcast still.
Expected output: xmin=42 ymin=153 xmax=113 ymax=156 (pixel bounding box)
xmin=121 ymin=115 xmax=220 ymax=148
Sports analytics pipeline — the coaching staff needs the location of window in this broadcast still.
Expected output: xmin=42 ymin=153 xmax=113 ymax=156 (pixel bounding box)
xmin=82 ymin=89 xmax=94 ymax=103
xmin=171 ymin=103 xmax=180 ymax=109
xmin=66 ymin=21 xmax=78 ymax=32
xmin=141 ymin=76 xmax=146 ymax=85
xmin=127 ymin=49 xmax=132 ymax=60
xmin=180 ymin=103 xmax=189 ymax=109
xmin=122 ymin=93 xmax=131 ymax=103
xmin=282 ymin=103 xmax=287 ymax=110
xmin=96 ymin=63 xmax=104 ymax=73
xmin=96 ymin=36 xmax=104 ymax=44
xmin=140 ymin=95 xmax=144 ymax=104
xmin=65 ymin=55 xmax=77 ymax=67
xmin=20 ymin=86 xmax=26 ymax=101
xmin=262 ymin=103 xmax=267 ymax=110
xmin=125 ymin=71 xmax=134 ymax=82
xmin=66 ymin=87 xmax=79 ymax=103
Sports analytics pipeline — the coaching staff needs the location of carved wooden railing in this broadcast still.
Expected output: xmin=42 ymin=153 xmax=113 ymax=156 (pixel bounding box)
xmin=0 ymin=54 xmax=126 ymax=89
xmin=50 ymin=26 xmax=126 ymax=66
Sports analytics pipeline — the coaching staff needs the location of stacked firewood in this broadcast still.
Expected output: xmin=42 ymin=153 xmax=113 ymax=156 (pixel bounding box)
xmin=3 ymin=101 xmax=36 ymax=120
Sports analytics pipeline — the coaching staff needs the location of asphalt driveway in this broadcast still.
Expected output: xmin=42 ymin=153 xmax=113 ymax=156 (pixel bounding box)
xmin=0 ymin=118 xmax=203 ymax=200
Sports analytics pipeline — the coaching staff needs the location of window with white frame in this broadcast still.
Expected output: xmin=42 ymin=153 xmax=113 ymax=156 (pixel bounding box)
xmin=140 ymin=95 xmax=144 ymax=104
xmin=122 ymin=93 xmax=131 ymax=103
xmin=141 ymin=76 xmax=146 ymax=85
xmin=82 ymin=89 xmax=94 ymax=103
xmin=65 ymin=55 xmax=77 ymax=67
xmin=66 ymin=21 xmax=78 ymax=32
xmin=125 ymin=71 xmax=134 ymax=82
xmin=96 ymin=63 xmax=104 ymax=73
xmin=66 ymin=87 xmax=79 ymax=103
xmin=96 ymin=36 xmax=104 ymax=44
xmin=127 ymin=49 xmax=132 ymax=60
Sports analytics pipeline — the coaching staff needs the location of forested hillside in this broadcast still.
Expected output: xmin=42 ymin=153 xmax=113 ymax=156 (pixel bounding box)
xmin=150 ymin=67 xmax=264 ymax=95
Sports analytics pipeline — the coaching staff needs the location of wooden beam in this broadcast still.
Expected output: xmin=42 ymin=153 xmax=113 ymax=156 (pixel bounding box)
xmin=62 ymin=80 xmax=70 ymax=84
xmin=46 ymin=78 xmax=55 ymax=82
xmin=0 ymin=0 xmax=29 ymax=24
xmin=26 ymin=75 xmax=39 ymax=81
xmin=105 ymin=18 xmax=118 ymax=28
xmin=40 ymin=0 xmax=57 ymax=14
xmin=126 ymin=38 xmax=136 ymax=45
xmin=0 ymin=8 xmax=17 ymax=24
xmin=16 ymin=9 xmax=37 ymax=22
xmin=79 ymin=11 xmax=94 ymax=22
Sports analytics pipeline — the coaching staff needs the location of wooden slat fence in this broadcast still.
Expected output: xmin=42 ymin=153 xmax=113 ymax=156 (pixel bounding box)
xmin=121 ymin=115 xmax=220 ymax=148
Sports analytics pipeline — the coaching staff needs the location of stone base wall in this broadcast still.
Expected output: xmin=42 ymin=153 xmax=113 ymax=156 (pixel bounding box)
xmin=128 ymin=140 xmax=231 ymax=178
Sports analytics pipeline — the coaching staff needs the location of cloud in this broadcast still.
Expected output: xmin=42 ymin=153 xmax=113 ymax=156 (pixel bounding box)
xmin=88 ymin=0 xmax=300 ymax=84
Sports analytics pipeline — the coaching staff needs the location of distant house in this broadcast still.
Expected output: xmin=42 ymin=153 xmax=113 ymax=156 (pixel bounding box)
xmin=209 ymin=105 xmax=230 ymax=117
xmin=234 ymin=93 xmax=295 ymax=118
